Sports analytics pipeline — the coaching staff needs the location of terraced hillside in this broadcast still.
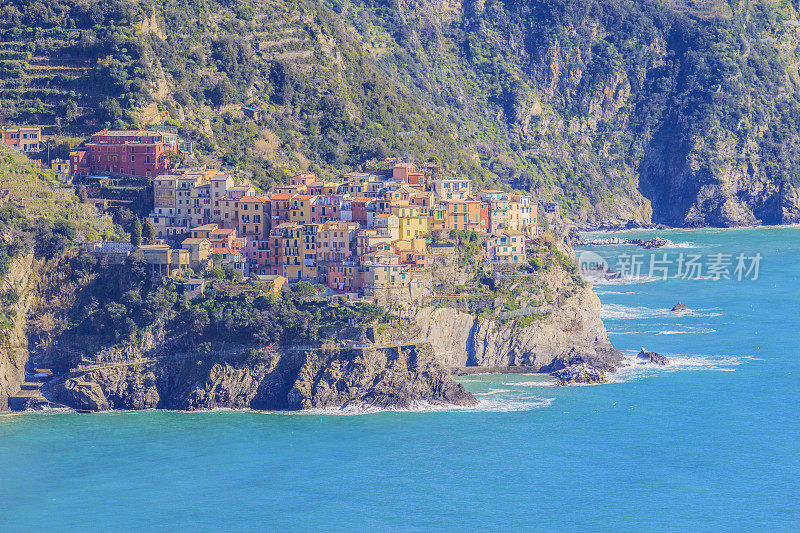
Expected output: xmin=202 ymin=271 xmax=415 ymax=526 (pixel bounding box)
xmin=3 ymin=0 xmax=800 ymax=227
xmin=0 ymin=6 xmax=148 ymax=130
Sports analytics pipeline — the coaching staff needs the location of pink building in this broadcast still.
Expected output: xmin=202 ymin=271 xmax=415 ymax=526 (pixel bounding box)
xmin=84 ymin=129 xmax=177 ymax=179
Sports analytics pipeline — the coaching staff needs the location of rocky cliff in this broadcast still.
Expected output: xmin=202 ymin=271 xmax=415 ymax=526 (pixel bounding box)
xmin=0 ymin=253 xmax=35 ymax=411
xmin=44 ymin=344 xmax=476 ymax=412
xmin=413 ymin=282 xmax=621 ymax=372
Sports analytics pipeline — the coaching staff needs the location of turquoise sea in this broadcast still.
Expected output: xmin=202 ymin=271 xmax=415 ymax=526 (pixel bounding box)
xmin=1 ymin=227 xmax=799 ymax=531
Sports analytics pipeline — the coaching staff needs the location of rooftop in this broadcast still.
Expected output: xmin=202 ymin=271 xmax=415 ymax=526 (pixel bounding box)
xmin=93 ymin=129 xmax=172 ymax=137
xmin=239 ymin=196 xmax=270 ymax=203
xmin=192 ymin=224 xmax=218 ymax=231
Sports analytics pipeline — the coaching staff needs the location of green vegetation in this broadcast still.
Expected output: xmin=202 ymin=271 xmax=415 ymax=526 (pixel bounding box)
xmin=4 ymin=0 xmax=799 ymax=222
xmin=0 ymin=147 xmax=117 ymax=276
xmin=30 ymin=250 xmax=394 ymax=369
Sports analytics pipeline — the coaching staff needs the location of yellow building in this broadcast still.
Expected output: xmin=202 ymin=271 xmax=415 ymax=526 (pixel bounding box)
xmin=390 ymin=205 xmax=429 ymax=240
xmin=300 ymin=223 xmax=318 ymax=281
xmin=507 ymin=195 xmax=536 ymax=234
xmin=288 ymin=194 xmax=319 ymax=225
xmin=190 ymin=223 xmax=219 ymax=240
xmin=181 ymin=238 xmax=212 ymax=269
xmin=428 ymin=207 xmax=448 ymax=231
xmin=280 ymin=223 xmax=304 ymax=281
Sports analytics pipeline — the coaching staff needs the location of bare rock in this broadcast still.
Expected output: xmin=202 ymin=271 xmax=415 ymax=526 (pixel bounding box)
xmin=551 ymin=363 xmax=607 ymax=386
xmin=53 ymin=378 xmax=111 ymax=411
xmin=287 ymin=344 xmax=476 ymax=410
xmin=671 ymin=302 xmax=689 ymax=311
xmin=637 ymin=348 xmax=670 ymax=365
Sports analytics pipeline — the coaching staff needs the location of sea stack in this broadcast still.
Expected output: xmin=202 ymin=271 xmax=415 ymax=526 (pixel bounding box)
xmin=671 ymin=302 xmax=689 ymax=312
xmin=551 ymin=363 xmax=608 ymax=386
xmin=637 ymin=348 xmax=670 ymax=365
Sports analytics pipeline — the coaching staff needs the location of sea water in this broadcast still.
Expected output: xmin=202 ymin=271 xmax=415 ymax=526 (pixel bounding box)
xmin=1 ymin=227 xmax=799 ymax=531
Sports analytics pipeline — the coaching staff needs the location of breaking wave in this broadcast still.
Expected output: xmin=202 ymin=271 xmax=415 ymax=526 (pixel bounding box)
xmin=298 ymin=397 xmax=555 ymax=415
xmin=504 ymin=380 xmax=557 ymax=387
xmin=608 ymin=351 xmax=751 ymax=383
xmin=601 ymin=303 xmax=721 ymax=320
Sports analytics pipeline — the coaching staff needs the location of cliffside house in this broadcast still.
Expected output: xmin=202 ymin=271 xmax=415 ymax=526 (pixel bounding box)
xmin=181 ymin=237 xmax=212 ymax=269
xmin=1 ymin=126 xmax=42 ymax=152
xmin=135 ymin=244 xmax=190 ymax=277
xmin=84 ymin=129 xmax=178 ymax=179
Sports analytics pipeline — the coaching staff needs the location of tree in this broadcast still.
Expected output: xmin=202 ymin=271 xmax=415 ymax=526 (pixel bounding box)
xmin=76 ymin=184 xmax=88 ymax=203
xmin=130 ymin=217 xmax=142 ymax=247
xmin=142 ymin=220 xmax=156 ymax=244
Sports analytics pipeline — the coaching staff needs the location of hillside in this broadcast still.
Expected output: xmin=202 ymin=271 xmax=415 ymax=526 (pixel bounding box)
xmin=0 ymin=146 xmax=119 ymax=409
xmin=2 ymin=0 xmax=800 ymax=226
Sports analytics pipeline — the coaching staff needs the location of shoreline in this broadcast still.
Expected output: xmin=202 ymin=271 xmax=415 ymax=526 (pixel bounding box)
xmin=575 ymin=222 xmax=800 ymax=234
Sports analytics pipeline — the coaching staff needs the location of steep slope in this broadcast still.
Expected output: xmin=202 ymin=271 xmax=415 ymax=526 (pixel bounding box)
xmin=0 ymin=147 xmax=118 ymax=409
xmin=4 ymin=0 xmax=800 ymax=225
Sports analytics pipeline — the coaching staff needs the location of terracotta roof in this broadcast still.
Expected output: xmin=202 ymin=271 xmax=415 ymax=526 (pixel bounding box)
xmin=270 ymin=193 xmax=298 ymax=200
xmin=374 ymin=214 xmax=392 ymax=219
xmin=212 ymin=247 xmax=241 ymax=255
xmin=238 ymin=196 xmax=269 ymax=203
xmin=210 ymin=228 xmax=235 ymax=235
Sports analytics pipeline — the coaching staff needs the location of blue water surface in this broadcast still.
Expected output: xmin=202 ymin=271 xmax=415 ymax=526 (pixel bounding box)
xmin=1 ymin=227 xmax=798 ymax=531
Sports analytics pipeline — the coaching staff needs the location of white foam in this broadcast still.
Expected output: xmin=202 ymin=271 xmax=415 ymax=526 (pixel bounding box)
xmin=601 ymin=303 xmax=721 ymax=320
xmin=473 ymin=388 xmax=512 ymax=396
xmin=594 ymin=290 xmax=636 ymax=295
xmin=660 ymin=241 xmax=699 ymax=249
xmin=608 ymin=351 xmax=750 ymax=382
xmin=594 ymin=275 xmax=660 ymax=286
xmin=504 ymin=380 xmax=557 ymax=387
xmin=297 ymin=396 xmax=555 ymax=415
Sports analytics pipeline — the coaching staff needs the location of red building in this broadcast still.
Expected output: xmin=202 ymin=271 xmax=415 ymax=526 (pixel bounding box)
xmin=69 ymin=150 xmax=89 ymax=177
xmin=84 ymin=130 xmax=178 ymax=179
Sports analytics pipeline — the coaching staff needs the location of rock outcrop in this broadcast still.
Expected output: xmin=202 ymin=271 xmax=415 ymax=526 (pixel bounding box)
xmin=551 ymin=363 xmax=607 ymax=386
xmin=671 ymin=302 xmax=689 ymax=312
xmin=412 ymin=283 xmax=622 ymax=373
xmin=287 ymin=344 xmax=475 ymax=409
xmin=45 ymin=343 xmax=475 ymax=412
xmin=0 ymin=253 xmax=35 ymax=411
xmin=637 ymin=348 xmax=670 ymax=366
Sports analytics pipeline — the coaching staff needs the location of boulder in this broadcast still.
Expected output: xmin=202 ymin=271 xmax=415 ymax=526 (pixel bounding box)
xmin=54 ymin=378 xmax=111 ymax=411
xmin=671 ymin=302 xmax=689 ymax=312
xmin=637 ymin=348 xmax=670 ymax=365
xmin=550 ymin=363 xmax=607 ymax=386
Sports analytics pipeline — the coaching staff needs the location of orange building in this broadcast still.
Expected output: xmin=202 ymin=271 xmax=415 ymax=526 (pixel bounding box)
xmin=444 ymin=200 xmax=487 ymax=231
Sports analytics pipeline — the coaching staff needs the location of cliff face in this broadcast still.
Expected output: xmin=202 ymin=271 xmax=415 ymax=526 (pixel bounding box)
xmin=413 ymin=283 xmax=621 ymax=372
xmin=45 ymin=344 xmax=476 ymax=412
xmin=0 ymin=253 xmax=35 ymax=411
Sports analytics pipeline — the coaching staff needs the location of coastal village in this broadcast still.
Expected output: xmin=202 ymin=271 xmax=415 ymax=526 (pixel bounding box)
xmin=2 ymin=125 xmax=548 ymax=304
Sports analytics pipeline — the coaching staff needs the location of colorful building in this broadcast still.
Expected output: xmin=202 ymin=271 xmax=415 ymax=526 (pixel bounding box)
xmin=486 ymin=231 xmax=527 ymax=263
xmin=84 ymin=129 xmax=177 ymax=179
xmin=432 ymin=177 xmax=471 ymax=201
xmin=443 ymin=199 xmax=486 ymax=231
xmin=389 ymin=204 xmax=429 ymax=240
xmin=238 ymin=196 xmax=270 ymax=239
xmin=1 ymin=126 xmax=42 ymax=152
